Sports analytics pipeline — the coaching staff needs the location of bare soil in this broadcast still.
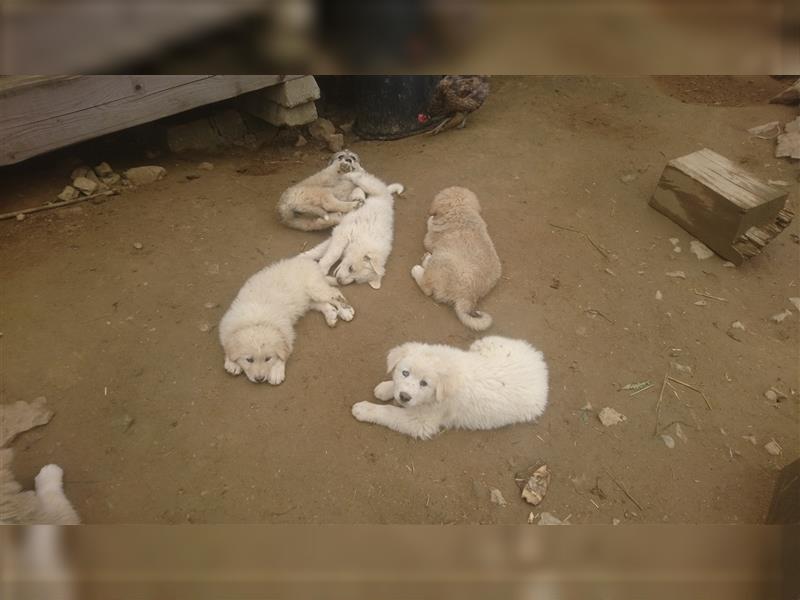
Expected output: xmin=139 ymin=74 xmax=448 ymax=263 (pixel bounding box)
xmin=1 ymin=76 xmax=798 ymax=524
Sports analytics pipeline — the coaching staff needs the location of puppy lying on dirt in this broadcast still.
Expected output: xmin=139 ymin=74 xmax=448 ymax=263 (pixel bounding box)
xmin=276 ymin=150 xmax=367 ymax=231
xmin=352 ymin=336 xmax=548 ymax=439
xmin=219 ymin=254 xmax=354 ymax=384
xmin=411 ymin=187 xmax=501 ymax=330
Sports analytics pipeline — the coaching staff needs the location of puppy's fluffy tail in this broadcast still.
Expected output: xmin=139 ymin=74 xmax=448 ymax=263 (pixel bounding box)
xmin=454 ymin=298 xmax=492 ymax=331
xmin=278 ymin=205 xmax=335 ymax=232
xmin=387 ymin=183 xmax=404 ymax=196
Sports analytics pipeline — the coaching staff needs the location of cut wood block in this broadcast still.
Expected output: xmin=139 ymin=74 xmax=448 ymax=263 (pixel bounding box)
xmin=650 ymin=148 xmax=793 ymax=265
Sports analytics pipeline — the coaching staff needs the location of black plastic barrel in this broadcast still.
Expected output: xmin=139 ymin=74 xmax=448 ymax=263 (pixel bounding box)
xmin=353 ymin=76 xmax=442 ymax=140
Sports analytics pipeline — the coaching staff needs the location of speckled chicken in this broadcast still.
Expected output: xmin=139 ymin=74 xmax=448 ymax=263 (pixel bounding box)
xmin=418 ymin=75 xmax=490 ymax=135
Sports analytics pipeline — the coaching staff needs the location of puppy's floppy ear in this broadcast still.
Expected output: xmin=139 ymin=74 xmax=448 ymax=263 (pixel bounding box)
xmin=365 ymin=254 xmax=385 ymax=276
xmin=386 ymin=344 xmax=412 ymax=374
xmin=274 ymin=331 xmax=292 ymax=362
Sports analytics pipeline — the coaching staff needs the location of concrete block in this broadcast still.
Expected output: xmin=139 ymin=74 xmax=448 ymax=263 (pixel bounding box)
xmin=261 ymin=76 xmax=321 ymax=108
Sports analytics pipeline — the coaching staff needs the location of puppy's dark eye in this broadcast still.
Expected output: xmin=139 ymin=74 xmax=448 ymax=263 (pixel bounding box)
xmin=245 ymin=357 xmax=254 ymax=364
xmin=420 ymin=380 xmax=428 ymax=387
xmin=402 ymin=370 xmax=409 ymax=377
xmin=264 ymin=357 xmax=271 ymax=362
xmin=349 ymin=265 xmax=354 ymax=273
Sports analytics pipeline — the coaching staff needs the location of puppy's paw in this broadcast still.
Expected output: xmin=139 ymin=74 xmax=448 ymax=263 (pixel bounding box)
xmin=352 ymin=401 xmax=379 ymax=423
xmin=421 ymin=252 xmax=432 ymax=268
xmin=323 ymin=304 xmax=339 ymax=327
xmin=224 ymin=358 xmax=242 ymax=376
xmin=35 ymin=464 xmax=64 ymax=492
xmin=268 ymin=361 xmax=286 ymax=385
xmin=410 ymin=265 xmax=425 ymax=282
xmin=374 ymin=381 xmax=394 ymax=401
xmin=368 ymin=277 xmax=382 ymax=290
xmin=338 ymin=303 xmax=355 ymax=322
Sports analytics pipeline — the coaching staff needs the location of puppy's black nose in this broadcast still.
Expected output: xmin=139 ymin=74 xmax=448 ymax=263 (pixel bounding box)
xmin=399 ymin=392 xmax=411 ymax=402
xmin=255 ymin=375 xmax=267 ymax=383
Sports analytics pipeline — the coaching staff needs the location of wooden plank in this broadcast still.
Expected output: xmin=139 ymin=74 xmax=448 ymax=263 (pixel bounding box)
xmin=0 ymin=75 xmax=302 ymax=165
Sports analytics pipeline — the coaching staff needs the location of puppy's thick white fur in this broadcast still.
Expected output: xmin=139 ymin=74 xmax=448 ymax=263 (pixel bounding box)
xmin=1 ymin=449 xmax=80 ymax=524
xmin=277 ymin=150 xmax=366 ymax=231
xmin=303 ymin=171 xmax=403 ymax=290
xmin=219 ymin=254 xmax=354 ymax=384
xmin=352 ymin=336 xmax=548 ymax=439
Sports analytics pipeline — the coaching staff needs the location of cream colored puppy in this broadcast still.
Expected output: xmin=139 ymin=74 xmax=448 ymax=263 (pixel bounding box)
xmin=352 ymin=337 xmax=549 ymax=439
xmin=219 ymin=254 xmax=354 ymax=384
xmin=411 ymin=187 xmax=501 ymax=330
xmin=277 ymin=150 xmax=367 ymax=231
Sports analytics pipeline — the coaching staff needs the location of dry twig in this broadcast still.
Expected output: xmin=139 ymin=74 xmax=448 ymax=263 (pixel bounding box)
xmin=549 ymin=222 xmax=610 ymax=260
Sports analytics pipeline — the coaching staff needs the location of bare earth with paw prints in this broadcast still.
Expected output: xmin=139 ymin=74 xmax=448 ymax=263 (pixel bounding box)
xmin=0 ymin=76 xmax=797 ymax=524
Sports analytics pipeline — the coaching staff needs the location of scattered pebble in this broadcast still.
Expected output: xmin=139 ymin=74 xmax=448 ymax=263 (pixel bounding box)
xmin=57 ymin=185 xmax=80 ymax=202
xmin=764 ymin=389 xmax=778 ymax=402
xmin=71 ymin=166 xmax=90 ymax=180
xmin=672 ymin=363 xmax=692 ymax=374
xmin=742 ymin=434 xmax=757 ymax=445
xmin=655 ymin=290 xmax=663 ymax=301
xmin=731 ymin=321 xmax=745 ymax=331
xmin=73 ymin=176 xmax=98 ymax=194
xmin=669 ymin=238 xmax=679 ymax=246
xmin=489 ymin=488 xmax=507 ymax=507
xmin=612 ymin=518 xmax=621 ymax=526
xmin=666 ymin=271 xmax=686 ymax=279
xmin=204 ymin=302 xmax=219 ymax=309
xmin=661 ymin=434 xmax=676 ymax=449
xmin=694 ymin=300 xmax=708 ymax=306
xmin=133 ymin=242 xmax=143 ymax=250
xmin=521 ymin=465 xmax=551 ymax=506
xmin=15 ymin=213 xmax=25 ymax=221
xmin=94 ymin=162 xmax=114 ymax=177
xmin=722 ymin=261 xmax=736 ymax=268
xmin=199 ymin=323 xmax=211 ymax=333
xmin=764 ymin=440 xmax=782 ymax=456
xmin=537 ymin=512 xmax=569 ymax=525
xmin=598 ymin=407 xmax=626 ymax=427
xmin=125 ymin=165 xmax=167 ymax=185
xmin=673 ymin=246 xmax=682 ymax=254
xmin=771 ymin=309 xmax=792 ymax=323
xmin=604 ymin=268 xmax=616 ymax=276
xmin=620 ymin=173 xmax=637 ymax=183
xmin=527 ymin=512 xmax=535 ymax=524
xmin=789 ymin=298 xmax=800 ymax=312
xmin=198 ymin=162 xmax=214 ymax=171
xmin=689 ymin=240 xmax=714 ymax=260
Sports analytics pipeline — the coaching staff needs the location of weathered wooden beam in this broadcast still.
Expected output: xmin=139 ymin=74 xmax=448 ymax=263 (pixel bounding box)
xmin=0 ymin=75 xmax=302 ymax=166
xmin=650 ymin=148 xmax=792 ymax=265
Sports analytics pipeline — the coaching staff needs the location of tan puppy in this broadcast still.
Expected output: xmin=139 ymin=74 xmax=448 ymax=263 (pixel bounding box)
xmin=411 ymin=187 xmax=501 ymax=330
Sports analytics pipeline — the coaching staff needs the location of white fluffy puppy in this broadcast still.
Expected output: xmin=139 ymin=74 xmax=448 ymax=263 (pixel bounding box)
xmin=304 ymin=170 xmax=404 ymax=289
xmin=277 ymin=150 xmax=367 ymax=231
xmin=1 ymin=449 xmax=80 ymax=524
xmin=352 ymin=336 xmax=548 ymax=439
xmin=219 ymin=254 xmax=354 ymax=384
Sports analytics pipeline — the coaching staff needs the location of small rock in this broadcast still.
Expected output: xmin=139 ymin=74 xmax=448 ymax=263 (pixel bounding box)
xmin=661 ymin=434 xmax=676 ymax=449
xmin=771 ymin=309 xmax=792 ymax=323
xmin=325 ymin=133 xmax=344 ymax=153
xmin=694 ymin=300 xmax=708 ymax=306
xmin=57 ymin=185 xmax=80 ymax=202
xmin=612 ymin=518 xmax=621 ymax=526
xmin=672 ymin=363 xmax=692 ymax=374
xmin=489 ymin=488 xmax=507 ymax=507
xmin=15 ymin=213 xmax=25 ymax=221
xmin=199 ymin=323 xmax=211 ymax=333
xmin=537 ymin=512 xmax=568 ymax=525
xmin=294 ymin=134 xmax=308 ymax=147
xmin=722 ymin=261 xmax=736 ymax=268
xmin=747 ymin=121 xmax=781 ymax=138
xmin=764 ymin=440 xmax=782 ymax=456
xmin=94 ymin=162 xmax=114 ymax=177
xmin=655 ymin=290 xmax=663 ymax=301
xmin=673 ymin=246 xmax=682 ymax=253
xmin=101 ymin=173 xmax=121 ymax=186
xmin=789 ymin=298 xmax=800 ymax=312
xmin=620 ymin=173 xmax=637 ymax=183
xmin=731 ymin=321 xmax=745 ymax=330
xmin=308 ymin=118 xmax=336 ymax=141
xmin=73 ymin=176 xmax=98 ymax=195
xmin=198 ymin=162 xmax=214 ymax=171
xmin=689 ymin=240 xmax=714 ymax=260
xmin=666 ymin=271 xmax=686 ymax=279
xmin=669 ymin=238 xmax=680 ymax=246
xmin=742 ymin=434 xmax=757 ymax=445
xmin=521 ymin=465 xmax=551 ymax=506
xmin=527 ymin=512 xmax=535 ymax=524
xmin=764 ymin=389 xmax=778 ymax=402
xmin=204 ymin=302 xmax=219 ymax=309
xmin=125 ymin=166 xmax=167 ymax=185
xmin=675 ymin=423 xmax=688 ymax=443
xmin=598 ymin=407 xmax=626 ymax=427
xmin=133 ymin=242 xmax=143 ymax=250
xmin=70 ymin=166 xmax=90 ymax=180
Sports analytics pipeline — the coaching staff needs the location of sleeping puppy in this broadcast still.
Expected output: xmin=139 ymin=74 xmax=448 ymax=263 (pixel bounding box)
xmin=276 ymin=150 xmax=367 ymax=231
xmin=352 ymin=336 xmax=548 ymax=439
xmin=411 ymin=187 xmax=501 ymax=330
xmin=219 ymin=254 xmax=354 ymax=384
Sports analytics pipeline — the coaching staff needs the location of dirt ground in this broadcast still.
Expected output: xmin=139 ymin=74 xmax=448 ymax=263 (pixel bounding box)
xmin=1 ymin=76 xmax=798 ymax=524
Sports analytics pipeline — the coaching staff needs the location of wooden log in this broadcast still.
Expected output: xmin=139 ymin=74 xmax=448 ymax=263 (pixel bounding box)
xmin=650 ymin=148 xmax=792 ymax=265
